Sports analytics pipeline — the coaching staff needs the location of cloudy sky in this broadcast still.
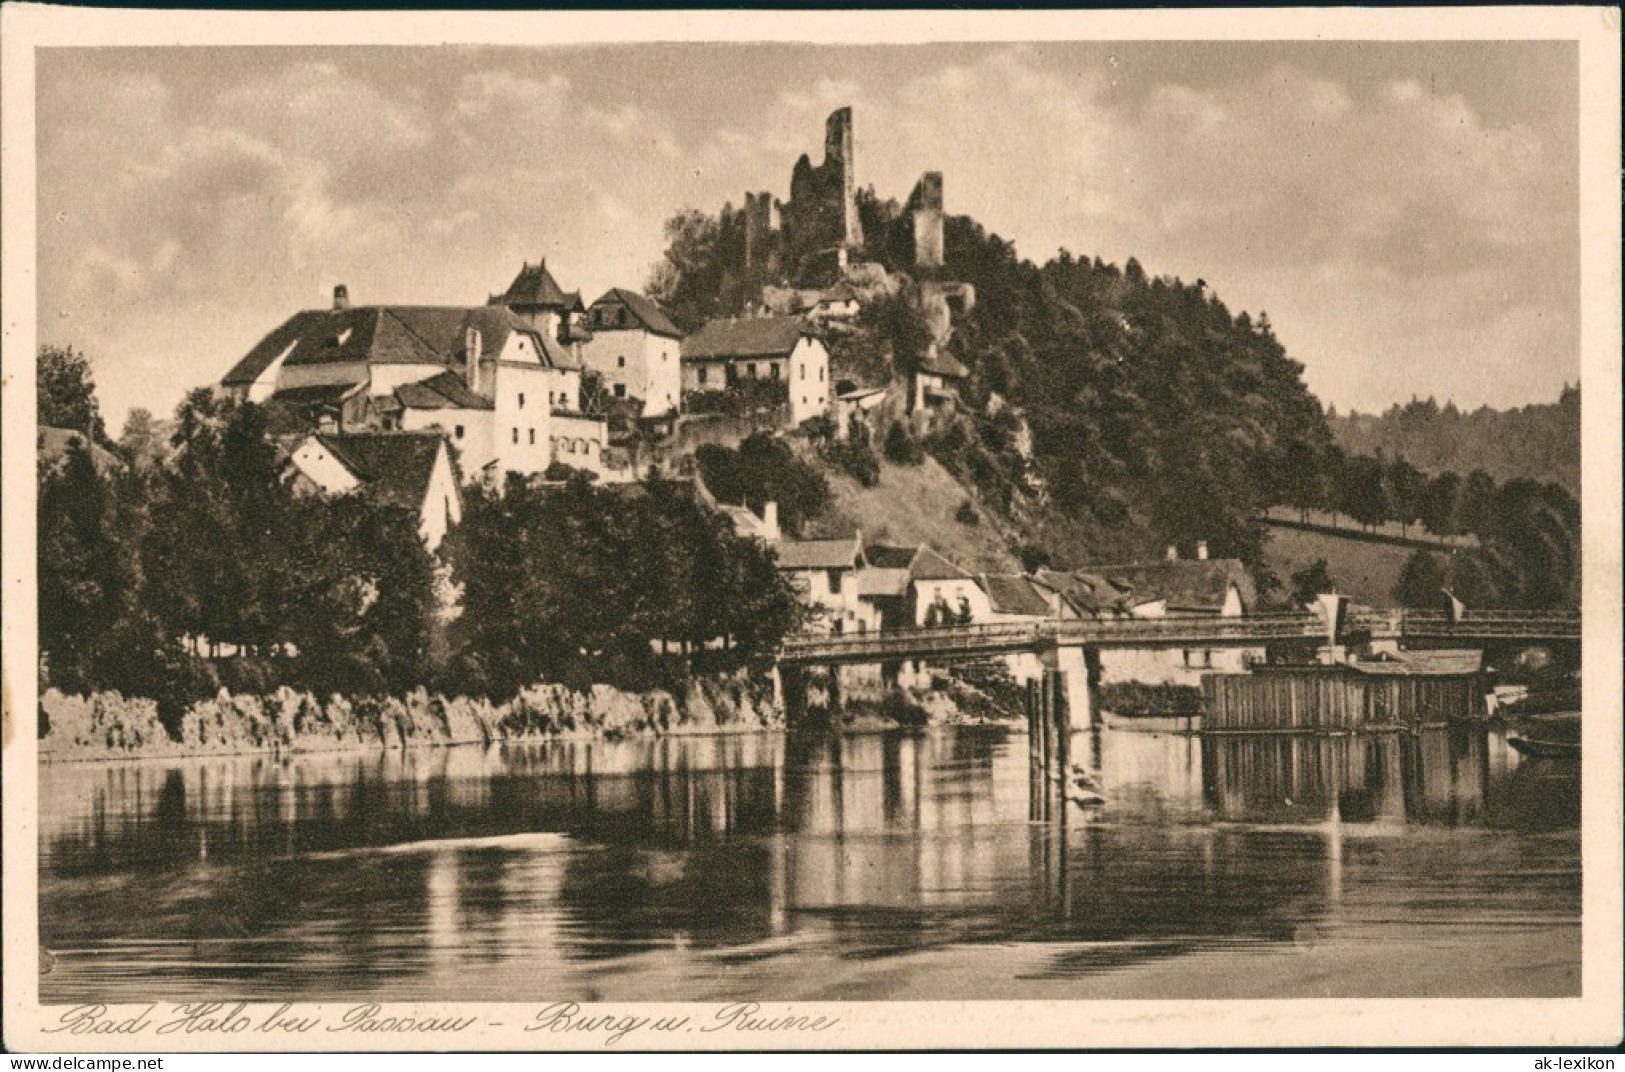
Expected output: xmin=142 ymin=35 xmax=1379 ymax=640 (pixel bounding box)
xmin=36 ymin=41 xmax=1578 ymax=432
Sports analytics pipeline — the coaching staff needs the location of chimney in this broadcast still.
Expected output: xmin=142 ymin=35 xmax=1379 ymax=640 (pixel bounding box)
xmin=333 ymin=284 xmax=349 ymax=310
xmin=1197 ymin=540 xmax=1209 ymax=561
xmin=464 ymin=327 xmax=482 ymax=394
xmin=1165 ymin=544 xmax=1179 ymax=561
xmin=763 ymin=501 xmax=780 ymax=544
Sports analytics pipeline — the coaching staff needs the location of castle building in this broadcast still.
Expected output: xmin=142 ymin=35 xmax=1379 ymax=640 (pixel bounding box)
xmin=220 ymin=273 xmax=613 ymax=486
xmin=577 ymin=288 xmax=685 ymax=417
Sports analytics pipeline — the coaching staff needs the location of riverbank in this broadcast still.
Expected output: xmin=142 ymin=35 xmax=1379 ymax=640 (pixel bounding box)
xmin=37 ymin=673 xmax=1025 ymax=762
xmin=37 ymin=675 xmax=781 ymax=763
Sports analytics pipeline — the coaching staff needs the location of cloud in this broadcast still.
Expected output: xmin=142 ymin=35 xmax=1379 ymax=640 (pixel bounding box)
xmin=34 ymin=45 xmax=1577 ymax=429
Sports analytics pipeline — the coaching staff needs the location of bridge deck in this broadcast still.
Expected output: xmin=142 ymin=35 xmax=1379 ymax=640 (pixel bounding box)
xmin=777 ymin=610 xmax=1579 ymax=665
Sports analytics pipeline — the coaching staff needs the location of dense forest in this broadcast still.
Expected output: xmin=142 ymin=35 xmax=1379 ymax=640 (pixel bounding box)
xmin=36 ymin=346 xmax=801 ymax=727
xmin=1329 ymin=387 xmax=1580 ymax=497
xmin=651 ymin=190 xmax=1581 ymax=609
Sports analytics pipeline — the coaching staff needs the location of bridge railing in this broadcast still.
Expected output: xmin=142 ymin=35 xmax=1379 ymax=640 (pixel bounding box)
xmin=776 ymin=607 xmax=1580 ymax=663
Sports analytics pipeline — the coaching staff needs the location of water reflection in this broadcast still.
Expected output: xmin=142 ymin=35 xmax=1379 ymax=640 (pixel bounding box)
xmin=39 ymin=724 xmax=1579 ymax=1002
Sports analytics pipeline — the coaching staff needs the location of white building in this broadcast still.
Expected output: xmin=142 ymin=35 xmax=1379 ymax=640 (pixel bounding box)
xmin=578 ymin=288 xmax=685 ymax=417
xmin=285 ymin=431 xmax=462 ymax=551
xmin=681 ymin=316 xmax=831 ymax=427
xmin=220 ymin=283 xmax=611 ymax=487
xmin=775 ymin=533 xmax=881 ymax=635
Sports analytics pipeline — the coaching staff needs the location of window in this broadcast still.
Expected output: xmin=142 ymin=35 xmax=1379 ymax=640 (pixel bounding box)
xmin=512 ymin=428 xmax=519 ymax=444
xmin=818 ymin=366 xmax=825 ymax=382
xmin=770 ymin=363 xmax=780 ymax=380
xmin=529 ymin=428 xmax=536 ymax=445
xmin=800 ymin=364 xmax=806 ymax=381
xmin=828 ymin=570 xmax=843 ymax=595
xmin=747 ymin=363 xmax=757 ymax=379
xmin=454 ymin=425 xmax=465 ymax=439
xmin=614 ymin=384 xmax=626 ymax=398
xmin=518 ymin=393 xmax=526 ymax=409
xmin=617 ymin=356 xmax=626 ymax=368
xmin=566 ymin=439 xmax=576 ymax=454
xmin=698 ymin=367 xmax=709 ymax=385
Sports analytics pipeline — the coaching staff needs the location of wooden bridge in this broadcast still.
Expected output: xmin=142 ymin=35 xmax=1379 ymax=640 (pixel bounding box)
xmin=777 ymin=609 xmax=1580 ymax=666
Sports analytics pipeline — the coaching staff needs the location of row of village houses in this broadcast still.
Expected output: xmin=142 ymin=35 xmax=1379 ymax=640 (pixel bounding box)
xmin=211 ymin=259 xmax=1250 ymax=683
xmin=218 ymin=260 xmax=965 ymax=548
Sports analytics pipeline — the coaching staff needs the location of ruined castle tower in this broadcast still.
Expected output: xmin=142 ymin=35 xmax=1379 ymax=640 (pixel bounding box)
xmin=743 ymin=191 xmax=781 ymax=277
xmin=910 ymin=171 xmax=945 ymax=270
xmin=828 ymin=107 xmax=863 ymax=253
xmin=782 ymin=107 xmax=864 ymax=279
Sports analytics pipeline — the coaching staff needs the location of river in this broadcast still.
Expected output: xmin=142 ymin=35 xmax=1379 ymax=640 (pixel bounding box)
xmin=38 ymin=722 xmax=1580 ymax=1002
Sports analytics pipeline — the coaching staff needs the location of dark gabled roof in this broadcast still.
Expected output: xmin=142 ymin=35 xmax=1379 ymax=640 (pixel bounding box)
xmin=590 ymin=288 xmax=684 ymax=339
xmin=1033 ymin=569 xmax=1131 ymax=615
xmin=682 ymin=316 xmax=813 ymax=361
xmin=918 ymin=348 xmax=970 ymax=379
xmin=909 ymin=545 xmax=973 ymax=582
xmin=1091 ymin=558 xmax=1254 ymax=614
xmin=229 ymin=304 xmax=554 ymax=383
xmin=316 ymin=431 xmax=445 ymax=511
xmin=864 ymin=544 xmax=920 ymax=570
xmin=394 ymin=370 xmax=495 ymax=412
xmin=490 ymin=260 xmax=572 ymax=309
xmin=980 ymin=574 xmax=1052 ymax=617
xmin=272 ymin=382 xmax=364 ymax=408
xmin=776 ymin=535 xmax=863 ymax=571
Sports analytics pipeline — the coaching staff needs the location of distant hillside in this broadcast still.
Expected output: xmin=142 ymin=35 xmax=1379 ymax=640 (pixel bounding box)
xmin=1262 ymin=525 xmax=1421 ymax=609
xmin=1329 ymin=387 xmax=1579 ymax=496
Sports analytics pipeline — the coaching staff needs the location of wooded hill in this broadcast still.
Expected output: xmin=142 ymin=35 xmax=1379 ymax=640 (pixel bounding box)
xmin=1329 ymin=387 xmax=1580 ymax=497
xmin=651 ymin=190 xmax=1581 ymax=610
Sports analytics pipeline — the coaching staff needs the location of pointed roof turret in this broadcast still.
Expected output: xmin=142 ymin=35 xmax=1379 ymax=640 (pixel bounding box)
xmin=490 ymin=259 xmax=573 ymax=310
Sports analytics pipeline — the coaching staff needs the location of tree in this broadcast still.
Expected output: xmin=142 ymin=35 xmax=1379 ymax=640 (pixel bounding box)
xmin=1288 ymin=558 xmax=1336 ymax=608
xmin=647 ymin=208 xmax=733 ymax=333
xmin=38 ymin=344 xmax=108 ymax=443
xmin=37 ymin=436 xmax=135 ymax=691
xmin=118 ymin=407 xmax=164 ymax=468
xmin=1393 ymin=550 xmax=1448 ymax=608
xmin=884 ymin=421 xmax=925 ymax=465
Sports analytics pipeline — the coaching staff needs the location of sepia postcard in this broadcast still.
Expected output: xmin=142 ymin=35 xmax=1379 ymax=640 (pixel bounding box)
xmin=3 ymin=5 xmax=1621 ymax=1052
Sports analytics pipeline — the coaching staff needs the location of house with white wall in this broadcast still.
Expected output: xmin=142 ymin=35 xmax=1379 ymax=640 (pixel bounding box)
xmin=285 ymin=430 xmax=461 ymax=551
xmin=776 ymin=533 xmax=880 ymax=635
xmin=220 ymin=284 xmax=607 ymax=488
xmin=681 ymin=316 xmax=831 ymax=427
xmin=579 ymin=289 xmax=685 ymax=417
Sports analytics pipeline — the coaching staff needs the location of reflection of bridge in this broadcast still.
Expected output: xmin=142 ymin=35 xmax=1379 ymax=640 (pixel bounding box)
xmin=775 ymin=608 xmax=1580 ymax=729
xmin=779 ymin=609 xmax=1581 ymax=666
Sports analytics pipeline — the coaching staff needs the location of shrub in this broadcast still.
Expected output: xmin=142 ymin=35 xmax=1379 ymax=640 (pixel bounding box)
xmin=878 ymin=689 xmax=929 ymax=727
xmin=884 ymin=421 xmax=925 ymax=465
xmin=955 ymin=500 xmax=980 ymax=526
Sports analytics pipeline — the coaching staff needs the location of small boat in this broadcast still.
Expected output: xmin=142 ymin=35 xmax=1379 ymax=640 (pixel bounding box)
xmin=1508 ymin=735 xmax=1580 ymax=759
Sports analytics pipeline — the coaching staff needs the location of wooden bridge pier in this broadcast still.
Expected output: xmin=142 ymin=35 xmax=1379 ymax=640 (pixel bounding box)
xmin=1027 ymin=668 xmax=1073 ymax=821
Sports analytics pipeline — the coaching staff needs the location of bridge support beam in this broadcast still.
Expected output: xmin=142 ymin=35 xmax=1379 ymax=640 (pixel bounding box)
xmin=778 ymin=664 xmax=808 ymax=724
xmin=1042 ymin=643 xmax=1095 ymax=729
